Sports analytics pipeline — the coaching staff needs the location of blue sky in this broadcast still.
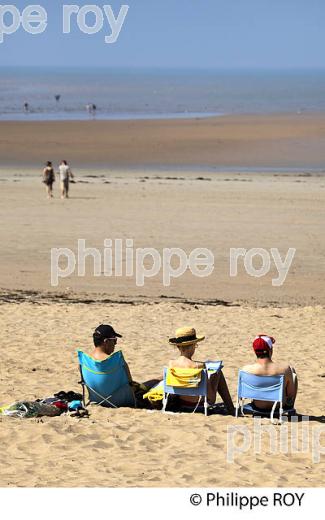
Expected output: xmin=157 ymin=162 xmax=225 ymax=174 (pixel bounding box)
xmin=1 ymin=0 xmax=325 ymax=68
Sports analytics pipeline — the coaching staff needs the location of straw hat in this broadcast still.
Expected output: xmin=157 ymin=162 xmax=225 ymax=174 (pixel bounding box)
xmin=169 ymin=326 xmax=205 ymax=347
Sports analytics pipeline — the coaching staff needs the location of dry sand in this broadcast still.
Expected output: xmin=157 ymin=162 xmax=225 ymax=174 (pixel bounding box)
xmin=0 ymin=171 xmax=324 ymax=305
xmin=0 ymin=301 xmax=324 ymax=487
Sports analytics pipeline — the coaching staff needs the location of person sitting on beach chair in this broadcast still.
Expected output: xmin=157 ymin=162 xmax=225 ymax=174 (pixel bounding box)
xmin=81 ymin=324 xmax=158 ymax=408
xmin=241 ymin=334 xmax=298 ymax=411
xmin=91 ymin=324 xmax=130 ymax=367
xmin=167 ymin=326 xmax=235 ymax=414
xmin=78 ymin=324 xmax=135 ymax=407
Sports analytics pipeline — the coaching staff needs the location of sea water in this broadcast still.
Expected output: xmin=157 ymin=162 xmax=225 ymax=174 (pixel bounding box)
xmin=0 ymin=67 xmax=325 ymax=121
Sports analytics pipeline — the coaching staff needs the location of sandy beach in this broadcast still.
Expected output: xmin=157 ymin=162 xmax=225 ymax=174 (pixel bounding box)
xmin=0 ymin=113 xmax=325 ymax=170
xmin=0 ymin=169 xmax=324 ymax=305
xmin=0 ymin=114 xmax=324 ymax=488
xmin=0 ymin=301 xmax=324 ymax=487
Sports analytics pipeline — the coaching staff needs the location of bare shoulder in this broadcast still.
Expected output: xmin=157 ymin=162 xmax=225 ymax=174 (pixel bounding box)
xmin=241 ymin=363 xmax=257 ymax=373
xmin=273 ymin=362 xmax=291 ymax=375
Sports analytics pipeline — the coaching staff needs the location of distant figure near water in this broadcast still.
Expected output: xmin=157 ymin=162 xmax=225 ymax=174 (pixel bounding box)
xmin=42 ymin=161 xmax=55 ymax=199
xmin=23 ymin=102 xmax=29 ymax=113
xmin=86 ymin=103 xmax=97 ymax=117
xmin=58 ymin=160 xmax=74 ymax=199
xmin=55 ymin=95 xmax=61 ymax=102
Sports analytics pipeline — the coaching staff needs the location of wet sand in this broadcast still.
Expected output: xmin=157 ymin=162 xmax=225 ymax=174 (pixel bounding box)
xmin=0 ymin=113 xmax=325 ymax=170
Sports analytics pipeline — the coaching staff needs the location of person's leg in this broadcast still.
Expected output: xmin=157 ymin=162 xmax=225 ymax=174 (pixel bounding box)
xmin=285 ymin=367 xmax=298 ymax=408
xmin=60 ymin=181 xmax=65 ymax=199
xmin=132 ymin=379 xmax=162 ymax=409
xmin=65 ymin=179 xmax=69 ymax=198
xmin=208 ymin=370 xmax=235 ymax=415
xmin=142 ymin=378 xmax=161 ymax=390
xmin=207 ymin=371 xmax=221 ymax=404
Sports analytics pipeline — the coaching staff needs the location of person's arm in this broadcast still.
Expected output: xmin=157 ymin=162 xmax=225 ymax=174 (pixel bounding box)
xmin=68 ymin=167 xmax=74 ymax=179
xmin=124 ymin=361 xmax=133 ymax=383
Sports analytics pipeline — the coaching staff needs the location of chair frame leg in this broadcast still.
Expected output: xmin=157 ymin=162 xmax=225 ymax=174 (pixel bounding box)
xmin=204 ymin=396 xmax=208 ymax=417
xmin=235 ymin=396 xmax=240 ymax=417
xmin=270 ymin=400 xmax=278 ymax=424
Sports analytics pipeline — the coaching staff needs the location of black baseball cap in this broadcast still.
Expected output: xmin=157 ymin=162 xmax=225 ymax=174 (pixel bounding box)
xmin=93 ymin=324 xmax=122 ymax=341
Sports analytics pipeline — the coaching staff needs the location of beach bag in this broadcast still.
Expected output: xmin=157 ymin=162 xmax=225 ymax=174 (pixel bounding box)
xmin=143 ymin=382 xmax=164 ymax=403
xmin=1 ymin=401 xmax=61 ymax=418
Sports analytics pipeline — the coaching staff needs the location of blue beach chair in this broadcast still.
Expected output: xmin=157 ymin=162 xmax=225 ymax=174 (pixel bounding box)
xmin=77 ymin=350 xmax=136 ymax=408
xmin=235 ymin=370 xmax=296 ymax=423
xmin=162 ymin=361 xmax=223 ymax=417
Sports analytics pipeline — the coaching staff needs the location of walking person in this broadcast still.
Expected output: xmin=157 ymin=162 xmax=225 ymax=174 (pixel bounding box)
xmin=58 ymin=160 xmax=74 ymax=199
xmin=86 ymin=103 xmax=97 ymax=118
xmin=42 ymin=161 xmax=55 ymax=199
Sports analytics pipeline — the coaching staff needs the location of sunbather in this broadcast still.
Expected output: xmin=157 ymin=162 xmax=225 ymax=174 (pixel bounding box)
xmin=168 ymin=326 xmax=235 ymax=414
xmin=91 ymin=324 xmax=159 ymax=405
xmin=241 ymin=334 xmax=298 ymax=410
xmin=92 ymin=324 xmax=128 ymax=363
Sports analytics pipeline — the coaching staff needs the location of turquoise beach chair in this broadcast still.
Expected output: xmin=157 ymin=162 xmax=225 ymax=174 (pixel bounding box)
xmin=77 ymin=350 xmax=136 ymax=408
xmin=162 ymin=361 xmax=223 ymax=417
xmin=235 ymin=370 xmax=296 ymax=423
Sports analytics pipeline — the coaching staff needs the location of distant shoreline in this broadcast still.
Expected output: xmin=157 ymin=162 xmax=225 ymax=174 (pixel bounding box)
xmin=1 ymin=109 xmax=325 ymax=124
xmin=0 ymin=111 xmax=223 ymax=123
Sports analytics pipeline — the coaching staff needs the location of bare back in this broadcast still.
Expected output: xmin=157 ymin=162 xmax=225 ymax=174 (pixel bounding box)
xmin=242 ymin=360 xmax=289 ymax=377
xmin=242 ymin=359 xmax=296 ymax=409
xmin=168 ymin=356 xmax=204 ymax=370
